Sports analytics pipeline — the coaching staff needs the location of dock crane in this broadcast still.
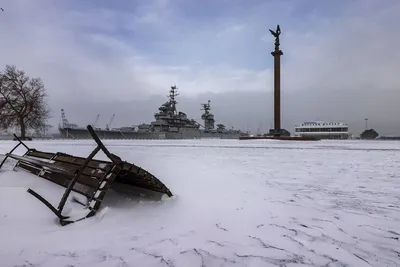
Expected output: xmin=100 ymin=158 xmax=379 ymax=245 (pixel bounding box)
xmin=59 ymin=109 xmax=78 ymax=129
xmin=106 ymin=114 xmax=115 ymax=131
xmin=91 ymin=114 xmax=100 ymax=129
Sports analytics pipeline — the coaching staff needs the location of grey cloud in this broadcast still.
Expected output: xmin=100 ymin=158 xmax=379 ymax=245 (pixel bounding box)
xmin=1 ymin=0 xmax=400 ymax=137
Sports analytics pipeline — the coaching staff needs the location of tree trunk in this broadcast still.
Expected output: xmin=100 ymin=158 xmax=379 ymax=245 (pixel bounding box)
xmin=19 ymin=117 xmax=26 ymax=139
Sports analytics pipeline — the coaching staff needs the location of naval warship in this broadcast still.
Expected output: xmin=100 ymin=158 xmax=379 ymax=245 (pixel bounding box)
xmin=59 ymin=85 xmax=248 ymax=140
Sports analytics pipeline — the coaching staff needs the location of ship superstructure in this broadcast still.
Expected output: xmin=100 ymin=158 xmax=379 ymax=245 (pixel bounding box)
xmin=149 ymin=85 xmax=200 ymax=133
xmin=59 ymin=85 xmax=248 ymax=140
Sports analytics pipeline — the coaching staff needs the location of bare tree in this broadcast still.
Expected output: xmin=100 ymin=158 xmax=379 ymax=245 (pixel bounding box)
xmin=0 ymin=65 xmax=51 ymax=139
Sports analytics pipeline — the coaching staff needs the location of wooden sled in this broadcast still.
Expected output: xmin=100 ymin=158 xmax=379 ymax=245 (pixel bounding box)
xmin=0 ymin=125 xmax=173 ymax=226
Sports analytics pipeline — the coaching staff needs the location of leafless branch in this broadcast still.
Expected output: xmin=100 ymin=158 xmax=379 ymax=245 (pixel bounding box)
xmin=0 ymin=65 xmax=51 ymax=138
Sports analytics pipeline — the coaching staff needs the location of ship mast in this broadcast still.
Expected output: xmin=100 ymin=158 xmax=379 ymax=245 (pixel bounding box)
xmin=201 ymin=100 xmax=211 ymax=115
xmin=169 ymin=85 xmax=179 ymax=115
xmin=201 ymin=100 xmax=215 ymax=132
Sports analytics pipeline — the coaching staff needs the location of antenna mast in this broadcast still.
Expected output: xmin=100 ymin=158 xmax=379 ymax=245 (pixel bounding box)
xmin=201 ymin=100 xmax=215 ymax=132
xmin=169 ymin=85 xmax=179 ymax=114
xmin=201 ymin=100 xmax=211 ymax=115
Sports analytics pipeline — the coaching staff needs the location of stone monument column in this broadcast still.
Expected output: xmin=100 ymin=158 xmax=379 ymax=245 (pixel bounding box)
xmin=269 ymin=25 xmax=283 ymax=136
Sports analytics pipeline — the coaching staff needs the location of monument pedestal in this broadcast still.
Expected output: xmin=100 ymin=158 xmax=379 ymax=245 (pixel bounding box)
xmin=268 ymin=128 xmax=290 ymax=137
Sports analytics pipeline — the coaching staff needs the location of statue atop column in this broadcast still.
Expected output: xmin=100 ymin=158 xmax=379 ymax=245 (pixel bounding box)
xmin=269 ymin=24 xmax=281 ymax=51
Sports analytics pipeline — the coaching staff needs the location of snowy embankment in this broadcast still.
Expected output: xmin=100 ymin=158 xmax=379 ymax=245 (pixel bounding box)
xmin=0 ymin=139 xmax=399 ymax=267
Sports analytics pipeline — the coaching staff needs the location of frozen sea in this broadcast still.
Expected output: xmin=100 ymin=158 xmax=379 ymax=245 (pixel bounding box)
xmin=0 ymin=139 xmax=399 ymax=267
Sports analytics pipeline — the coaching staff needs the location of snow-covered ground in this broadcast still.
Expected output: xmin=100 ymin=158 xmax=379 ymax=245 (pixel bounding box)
xmin=0 ymin=139 xmax=399 ymax=267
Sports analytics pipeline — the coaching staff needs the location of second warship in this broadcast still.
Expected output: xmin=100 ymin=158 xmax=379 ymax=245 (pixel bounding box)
xmin=59 ymin=85 xmax=248 ymax=139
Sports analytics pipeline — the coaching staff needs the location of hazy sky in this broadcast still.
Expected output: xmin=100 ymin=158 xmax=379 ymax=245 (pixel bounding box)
xmin=0 ymin=0 xmax=399 ymax=136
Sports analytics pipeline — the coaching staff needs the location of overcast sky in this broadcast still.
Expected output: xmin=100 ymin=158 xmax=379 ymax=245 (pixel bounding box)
xmin=0 ymin=0 xmax=399 ymax=136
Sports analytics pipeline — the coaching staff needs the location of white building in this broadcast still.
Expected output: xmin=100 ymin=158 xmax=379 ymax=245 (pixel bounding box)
xmin=294 ymin=121 xmax=349 ymax=140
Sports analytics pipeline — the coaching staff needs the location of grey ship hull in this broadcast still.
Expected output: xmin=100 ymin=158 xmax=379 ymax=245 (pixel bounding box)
xmin=59 ymin=86 xmax=248 ymax=140
xmin=59 ymin=127 xmax=243 ymax=140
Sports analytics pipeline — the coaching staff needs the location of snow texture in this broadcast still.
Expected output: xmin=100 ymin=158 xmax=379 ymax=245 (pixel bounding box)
xmin=0 ymin=139 xmax=399 ymax=267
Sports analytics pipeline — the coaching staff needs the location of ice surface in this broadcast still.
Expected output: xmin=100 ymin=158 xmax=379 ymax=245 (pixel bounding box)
xmin=0 ymin=139 xmax=399 ymax=266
